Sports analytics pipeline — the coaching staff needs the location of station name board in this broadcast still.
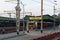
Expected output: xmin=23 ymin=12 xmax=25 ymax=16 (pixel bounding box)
xmin=29 ymin=16 xmax=41 ymax=20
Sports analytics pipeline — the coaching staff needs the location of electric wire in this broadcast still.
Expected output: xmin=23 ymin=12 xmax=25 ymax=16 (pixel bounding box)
xmin=31 ymin=0 xmax=54 ymax=8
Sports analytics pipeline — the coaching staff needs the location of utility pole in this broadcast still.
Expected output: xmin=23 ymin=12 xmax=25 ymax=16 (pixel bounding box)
xmin=21 ymin=1 xmax=25 ymax=33
xmin=15 ymin=0 xmax=21 ymax=35
xmin=41 ymin=0 xmax=43 ymax=33
xmin=23 ymin=4 xmax=25 ymax=33
xmin=53 ymin=0 xmax=57 ymax=30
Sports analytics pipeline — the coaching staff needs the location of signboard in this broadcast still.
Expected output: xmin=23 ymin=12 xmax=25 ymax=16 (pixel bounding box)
xmin=29 ymin=16 xmax=41 ymax=20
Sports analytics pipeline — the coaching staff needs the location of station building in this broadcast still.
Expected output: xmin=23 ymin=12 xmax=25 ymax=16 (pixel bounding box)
xmin=24 ymin=15 xmax=57 ymax=30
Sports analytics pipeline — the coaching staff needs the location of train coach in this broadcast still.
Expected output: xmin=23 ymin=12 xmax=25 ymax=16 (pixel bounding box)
xmin=0 ymin=17 xmax=24 ymax=34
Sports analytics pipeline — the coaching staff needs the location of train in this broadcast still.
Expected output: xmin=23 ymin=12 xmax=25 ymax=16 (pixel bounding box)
xmin=0 ymin=18 xmax=36 ymax=34
xmin=0 ymin=19 xmax=24 ymax=34
xmin=0 ymin=19 xmax=55 ymax=34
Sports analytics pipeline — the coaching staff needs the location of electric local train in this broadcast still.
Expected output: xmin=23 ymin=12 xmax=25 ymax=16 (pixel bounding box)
xmin=0 ymin=20 xmax=54 ymax=34
xmin=0 ymin=20 xmax=23 ymax=34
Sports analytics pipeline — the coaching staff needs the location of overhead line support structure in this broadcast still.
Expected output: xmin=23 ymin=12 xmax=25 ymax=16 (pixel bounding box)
xmin=15 ymin=0 xmax=21 ymax=35
xmin=41 ymin=0 xmax=43 ymax=33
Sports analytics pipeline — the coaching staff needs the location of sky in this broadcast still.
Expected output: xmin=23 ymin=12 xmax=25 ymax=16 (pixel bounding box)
xmin=0 ymin=0 xmax=60 ymax=18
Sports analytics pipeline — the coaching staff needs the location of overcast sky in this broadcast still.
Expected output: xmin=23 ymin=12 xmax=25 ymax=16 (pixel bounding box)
xmin=0 ymin=0 xmax=60 ymax=18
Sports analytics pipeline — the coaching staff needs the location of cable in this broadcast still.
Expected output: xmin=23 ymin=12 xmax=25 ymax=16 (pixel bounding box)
xmin=32 ymin=0 xmax=40 ymax=3
xmin=31 ymin=0 xmax=53 ymax=7
xmin=32 ymin=0 xmax=53 ymax=4
xmin=45 ymin=0 xmax=57 ymax=5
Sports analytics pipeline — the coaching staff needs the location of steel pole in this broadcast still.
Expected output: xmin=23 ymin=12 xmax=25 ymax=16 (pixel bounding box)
xmin=53 ymin=5 xmax=55 ymax=30
xmin=23 ymin=5 xmax=25 ymax=33
xmin=53 ymin=0 xmax=57 ymax=30
xmin=41 ymin=0 xmax=43 ymax=33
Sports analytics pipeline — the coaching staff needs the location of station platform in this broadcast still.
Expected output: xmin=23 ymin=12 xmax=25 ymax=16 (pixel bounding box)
xmin=0 ymin=29 xmax=60 ymax=40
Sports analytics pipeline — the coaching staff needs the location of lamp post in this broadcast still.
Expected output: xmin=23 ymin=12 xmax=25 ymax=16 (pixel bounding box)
xmin=41 ymin=0 xmax=43 ymax=33
xmin=15 ymin=0 xmax=21 ymax=35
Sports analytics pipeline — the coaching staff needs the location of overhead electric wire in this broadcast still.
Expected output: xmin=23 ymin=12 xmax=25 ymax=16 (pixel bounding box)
xmin=31 ymin=0 xmax=54 ymax=7
xmin=46 ymin=0 xmax=57 ymax=5
xmin=32 ymin=0 xmax=40 ymax=3
xmin=31 ymin=0 xmax=57 ymax=5
xmin=46 ymin=0 xmax=55 ymax=4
